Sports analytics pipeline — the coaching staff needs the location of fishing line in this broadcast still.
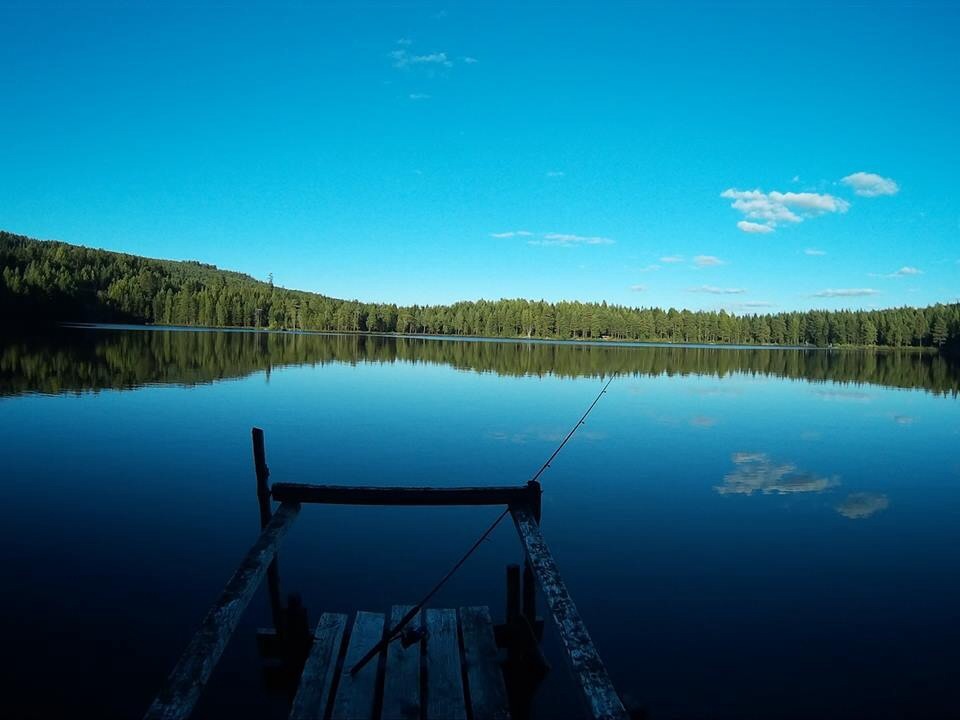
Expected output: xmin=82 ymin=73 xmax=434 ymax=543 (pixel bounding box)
xmin=349 ymin=374 xmax=615 ymax=675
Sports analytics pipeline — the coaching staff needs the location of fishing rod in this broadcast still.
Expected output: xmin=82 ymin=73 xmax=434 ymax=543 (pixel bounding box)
xmin=349 ymin=375 xmax=615 ymax=676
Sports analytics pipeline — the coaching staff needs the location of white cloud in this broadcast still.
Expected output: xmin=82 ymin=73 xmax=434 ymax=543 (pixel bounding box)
xmin=491 ymin=230 xmax=613 ymax=246
xmin=462 ymin=56 xmax=479 ymax=64
xmin=738 ymin=301 xmax=775 ymax=308
xmin=893 ymin=266 xmax=922 ymax=276
xmin=869 ymin=266 xmax=923 ymax=279
xmin=721 ymin=188 xmax=850 ymax=232
xmin=408 ymin=93 xmax=430 ymax=100
xmin=841 ymin=172 xmax=899 ymax=197
xmin=534 ymin=233 xmax=614 ymax=246
xmin=693 ymin=255 xmax=725 ymax=267
xmin=660 ymin=255 xmax=684 ymax=263
xmin=812 ymin=288 xmax=879 ymax=298
xmin=775 ymin=191 xmax=849 ymax=213
xmin=689 ymin=285 xmax=746 ymax=295
xmin=636 ymin=264 xmax=660 ymax=272
xmin=546 ymin=170 xmax=565 ymax=177
xmin=390 ymin=48 xmax=453 ymax=69
xmin=629 ymin=284 xmax=646 ymax=292
xmin=737 ymin=220 xmax=774 ymax=234
xmin=804 ymin=248 xmax=827 ymax=256
xmin=490 ymin=230 xmax=533 ymax=238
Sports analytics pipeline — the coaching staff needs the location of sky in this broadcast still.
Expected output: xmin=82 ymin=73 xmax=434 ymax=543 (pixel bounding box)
xmin=1 ymin=1 xmax=958 ymax=312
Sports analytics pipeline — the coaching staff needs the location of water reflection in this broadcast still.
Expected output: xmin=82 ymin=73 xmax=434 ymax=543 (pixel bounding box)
xmin=716 ymin=452 xmax=839 ymax=495
xmin=689 ymin=415 xmax=718 ymax=427
xmin=835 ymin=492 xmax=890 ymax=519
xmin=2 ymin=325 xmax=958 ymax=398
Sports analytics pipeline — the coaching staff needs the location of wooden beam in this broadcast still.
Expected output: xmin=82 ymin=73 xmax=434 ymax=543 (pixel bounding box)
xmin=144 ymin=502 xmax=301 ymax=720
xmin=522 ymin=481 xmax=541 ymax=629
xmin=271 ymin=482 xmax=536 ymax=507
xmin=510 ymin=507 xmax=628 ymax=720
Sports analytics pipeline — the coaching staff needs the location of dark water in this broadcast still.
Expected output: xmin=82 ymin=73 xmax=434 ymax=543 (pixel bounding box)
xmin=3 ymin=326 xmax=959 ymax=719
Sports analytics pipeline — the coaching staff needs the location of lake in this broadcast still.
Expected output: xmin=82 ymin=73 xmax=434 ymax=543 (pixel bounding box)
xmin=2 ymin=325 xmax=959 ymax=719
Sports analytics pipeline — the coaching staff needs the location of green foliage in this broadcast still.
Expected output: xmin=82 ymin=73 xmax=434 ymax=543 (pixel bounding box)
xmin=3 ymin=231 xmax=960 ymax=350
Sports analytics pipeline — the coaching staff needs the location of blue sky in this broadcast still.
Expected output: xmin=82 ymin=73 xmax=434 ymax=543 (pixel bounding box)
xmin=2 ymin=1 xmax=958 ymax=312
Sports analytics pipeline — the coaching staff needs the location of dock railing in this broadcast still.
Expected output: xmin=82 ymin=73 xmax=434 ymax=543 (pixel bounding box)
xmin=144 ymin=427 xmax=627 ymax=720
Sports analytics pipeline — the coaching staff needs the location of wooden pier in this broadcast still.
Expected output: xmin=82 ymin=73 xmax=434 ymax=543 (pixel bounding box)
xmin=144 ymin=428 xmax=628 ymax=720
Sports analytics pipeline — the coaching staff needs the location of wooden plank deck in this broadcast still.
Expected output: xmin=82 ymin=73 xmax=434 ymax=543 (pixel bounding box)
xmin=287 ymin=607 xmax=509 ymax=720
xmin=332 ymin=612 xmax=385 ymax=720
xmin=424 ymin=609 xmax=466 ymax=720
xmin=289 ymin=613 xmax=348 ymax=720
xmin=381 ymin=606 xmax=421 ymax=720
xmin=461 ymin=606 xmax=511 ymax=720
xmin=147 ymin=430 xmax=626 ymax=720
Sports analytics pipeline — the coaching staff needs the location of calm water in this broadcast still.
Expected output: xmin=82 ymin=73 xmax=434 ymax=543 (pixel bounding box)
xmin=3 ymin=326 xmax=960 ymax=719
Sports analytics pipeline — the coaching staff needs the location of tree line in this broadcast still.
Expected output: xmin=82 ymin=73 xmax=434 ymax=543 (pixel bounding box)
xmin=3 ymin=327 xmax=957 ymax=398
xmin=3 ymin=230 xmax=959 ymax=350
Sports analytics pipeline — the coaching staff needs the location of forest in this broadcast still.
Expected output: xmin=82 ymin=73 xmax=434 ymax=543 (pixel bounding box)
xmin=3 ymin=230 xmax=959 ymax=351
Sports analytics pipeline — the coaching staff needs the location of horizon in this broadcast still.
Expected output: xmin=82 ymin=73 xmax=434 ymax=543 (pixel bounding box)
xmin=2 ymin=2 xmax=959 ymax=312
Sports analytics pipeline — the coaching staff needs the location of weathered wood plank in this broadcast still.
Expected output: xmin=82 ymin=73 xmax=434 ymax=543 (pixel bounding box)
xmin=332 ymin=611 xmax=385 ymax=720
xmin=271 ymin=483 xmax=536 ymax=507
xmin=424 ymin=609 xmax=466 ymax=720
xmin=510 ymin=507 xmax=628 ymax=720
xmin=252 ymin=427 xmax=272 ymax=529
xmin=144 ymin=502 xmax=301 ymax=720
xmin=289 ymin=613 xmax=349 ymax=720
xmin=460 ymin=607 xmax=511 ymax=720
xmin=381 ymin=606 xmax=421 ymax=720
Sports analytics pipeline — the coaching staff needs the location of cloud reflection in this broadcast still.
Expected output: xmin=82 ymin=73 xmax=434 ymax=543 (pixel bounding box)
xmin=486 ymin=428 xmax=605 ymax=445
xmin=716 ymin=452 xmax=839 ymax=495
xmin=813 ymin=389 xmax=872 ymax=402
xmin=690 ymin=415 xmax=717 ymax=427
xmin=835 ymin=492 xmax=890 ymax=519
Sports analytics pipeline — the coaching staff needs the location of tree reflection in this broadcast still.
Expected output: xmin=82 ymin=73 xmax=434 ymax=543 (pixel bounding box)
xmin=2 ymin=327 xmax=958 ymax=397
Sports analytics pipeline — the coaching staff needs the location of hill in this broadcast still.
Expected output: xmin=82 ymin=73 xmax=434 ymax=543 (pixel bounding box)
xmin=2 ymin=230 xmax=958 ymax=349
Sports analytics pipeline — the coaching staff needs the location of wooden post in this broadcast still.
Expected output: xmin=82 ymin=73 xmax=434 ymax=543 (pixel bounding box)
xmin=522 ymin=481 xmax=542 ymax=631
xmin=252 ymin=427 xmax=271 ymax=529
xmin=252 ymin=427 xmax=284 ymax=638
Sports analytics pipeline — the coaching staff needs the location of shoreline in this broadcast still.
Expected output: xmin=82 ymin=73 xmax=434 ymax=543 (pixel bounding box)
xmin=58 ymin=321 xmax=944 ymax=354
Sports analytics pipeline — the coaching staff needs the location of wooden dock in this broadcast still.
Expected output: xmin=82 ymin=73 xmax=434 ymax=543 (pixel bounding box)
xmin=286 ymin=604 xmax=509 ymax=720
xmin=144 ymin=428 xmax=628 ymax=720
